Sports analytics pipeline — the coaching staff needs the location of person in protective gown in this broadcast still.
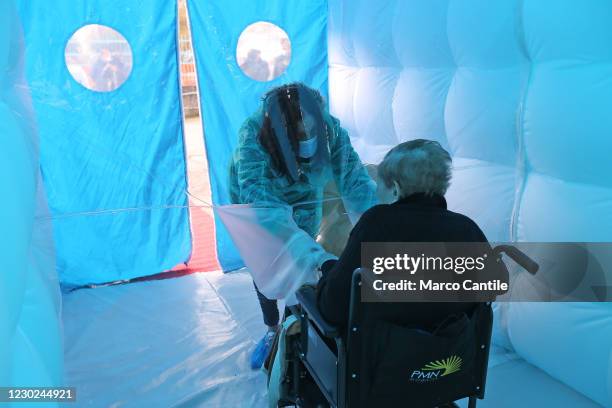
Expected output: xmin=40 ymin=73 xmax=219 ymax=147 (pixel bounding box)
xmin=228 ymin=83 xmax=376 ymax=369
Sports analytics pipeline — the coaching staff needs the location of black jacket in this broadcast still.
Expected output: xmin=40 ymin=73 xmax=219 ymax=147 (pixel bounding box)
xmin=316 ymin=193 xmax=490 ymax=328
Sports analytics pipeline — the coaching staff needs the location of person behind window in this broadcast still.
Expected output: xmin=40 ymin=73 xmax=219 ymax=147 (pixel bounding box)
xmin=91 ymin=48 xmax=127 ymax=91
xmin=271 ymin=37 xmax=291 ymax=78
xmin=240 ymin=49 xmax=270 ymax=81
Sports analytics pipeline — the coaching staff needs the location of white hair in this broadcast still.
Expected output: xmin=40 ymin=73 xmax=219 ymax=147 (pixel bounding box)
xmin=378 ymin=139 xmax=452 ymax=197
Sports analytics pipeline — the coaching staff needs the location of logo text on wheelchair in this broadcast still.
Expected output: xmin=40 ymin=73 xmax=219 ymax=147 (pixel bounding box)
xmin=410 ymin=355 xmax=462 ymax=382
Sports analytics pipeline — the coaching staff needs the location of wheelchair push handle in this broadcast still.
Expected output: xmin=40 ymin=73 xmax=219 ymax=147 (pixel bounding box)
xmin=492 ymin=245 xmax=539 ymax=275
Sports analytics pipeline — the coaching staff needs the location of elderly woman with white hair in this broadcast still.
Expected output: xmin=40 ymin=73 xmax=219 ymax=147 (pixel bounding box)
xmin=316 ymin=139 xmax=490 ymax=327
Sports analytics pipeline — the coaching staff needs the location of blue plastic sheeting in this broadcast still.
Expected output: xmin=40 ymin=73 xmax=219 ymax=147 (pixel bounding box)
xmin=328 ymin=0 xmax=612 ymax=405
xmin=60 ymin=270 xmax=600 ymax=408
xmin=17 ymin=0 xmax=191 ymax=286
xmin=188 ymin=0 xmax=329 ymax=270
xmin=62 ymin=271 xmax=268 ymax=407
xmin=0 ymin=0 xmax=63 ymax=396
xmin=508 ymin=302 xmax=612 ymax=407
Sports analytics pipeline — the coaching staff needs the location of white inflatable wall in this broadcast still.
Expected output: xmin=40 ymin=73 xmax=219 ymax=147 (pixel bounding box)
xmin=0 ymin=0 xmax=63 ymax=395
xmin=328 ymin=0 xmax=612 ymax=405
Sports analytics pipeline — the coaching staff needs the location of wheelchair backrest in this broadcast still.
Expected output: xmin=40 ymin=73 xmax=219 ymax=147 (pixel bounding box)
xmin=345 ymin=269 xmax=493 ymax=407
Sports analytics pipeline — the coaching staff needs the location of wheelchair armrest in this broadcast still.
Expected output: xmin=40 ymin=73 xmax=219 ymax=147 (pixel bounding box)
xmin=492 ymin=244 xmax=539 ymax=275
xmin=296 ymin=285 xmax=341 ymax=339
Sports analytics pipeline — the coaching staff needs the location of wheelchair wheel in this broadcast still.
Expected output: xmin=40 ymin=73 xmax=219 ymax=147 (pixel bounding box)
xmin=278 ymin=337 xmax=329 ymax=408
xmin=294 ymin=371 xmax=329 ymax=408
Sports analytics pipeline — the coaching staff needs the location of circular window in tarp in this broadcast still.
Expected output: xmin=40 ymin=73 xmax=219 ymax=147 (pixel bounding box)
xmin=236 ymin=22 xmax=291 ymax=82
xmin=65 ymin=24 xmax=133 ymax=92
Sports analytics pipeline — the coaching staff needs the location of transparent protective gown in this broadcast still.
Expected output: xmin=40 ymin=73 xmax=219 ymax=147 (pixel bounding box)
xmin=0 ymin=0 xmax=63 ymax=397
xmin=222 ymin=91 xmax=377 ymax=303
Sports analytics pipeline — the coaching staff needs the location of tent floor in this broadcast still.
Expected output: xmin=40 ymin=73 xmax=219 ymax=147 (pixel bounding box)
xmin=63 ymin=270 xmax=268 ymax=407
xmin=63 ymin=270 xmax=600 ymax=407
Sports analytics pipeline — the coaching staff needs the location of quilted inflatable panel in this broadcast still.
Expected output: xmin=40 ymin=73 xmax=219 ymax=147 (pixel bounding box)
xmin=328 ymin=0 xmax=612 ymax=405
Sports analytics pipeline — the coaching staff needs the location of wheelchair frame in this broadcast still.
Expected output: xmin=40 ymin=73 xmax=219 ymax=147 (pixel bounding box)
xmin=287 ymin=246 xmax=538 ymax=408
xmin=291 ymin=270 xmax=486 ymax=408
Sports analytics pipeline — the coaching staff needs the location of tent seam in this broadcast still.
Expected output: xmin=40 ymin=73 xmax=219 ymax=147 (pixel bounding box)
xmin=510 ymin=0 xmax=531 ymax=242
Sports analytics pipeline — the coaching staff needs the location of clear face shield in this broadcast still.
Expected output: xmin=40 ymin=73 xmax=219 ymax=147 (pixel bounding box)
xmin=264 ymin=86 xmax=331 ymax=184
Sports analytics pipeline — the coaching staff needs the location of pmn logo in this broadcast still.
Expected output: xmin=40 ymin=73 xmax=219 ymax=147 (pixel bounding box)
xmin=423 ymin=355 xmax=463 ymax=376
xmin=410 ymin=355 xmax=463 ymax=382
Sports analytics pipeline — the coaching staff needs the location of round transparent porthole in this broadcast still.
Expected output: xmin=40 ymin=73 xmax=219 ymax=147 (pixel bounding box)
xmin=65 ymin=24 xmax=133 ymax=92
xmin=236 ymin=22 xmax=291 ymax=82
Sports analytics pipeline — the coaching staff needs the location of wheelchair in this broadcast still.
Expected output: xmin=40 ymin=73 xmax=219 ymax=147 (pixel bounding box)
xmin=278 ymin=245 xmax=539 ymax=408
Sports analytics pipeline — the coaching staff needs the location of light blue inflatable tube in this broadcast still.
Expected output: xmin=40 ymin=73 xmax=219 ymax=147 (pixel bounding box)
xmin=0 ymin=0 xmax=63 ymax=403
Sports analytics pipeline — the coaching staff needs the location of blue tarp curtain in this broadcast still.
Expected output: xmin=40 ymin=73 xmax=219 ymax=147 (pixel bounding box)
xmin=17 ymin=0 xmax=191 ymax=286
xmin=187 ymin=0 xmax=329 ymax=270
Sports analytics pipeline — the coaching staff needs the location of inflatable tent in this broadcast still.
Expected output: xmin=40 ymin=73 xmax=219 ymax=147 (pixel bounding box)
xmin=2 ymin=0 xmax=611 ymax=406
